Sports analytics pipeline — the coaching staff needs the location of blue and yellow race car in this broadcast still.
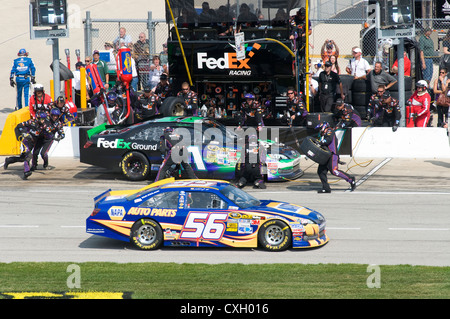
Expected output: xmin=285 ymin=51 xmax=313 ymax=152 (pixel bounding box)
xmin=86 ymin=179 xmax=329 ymax=251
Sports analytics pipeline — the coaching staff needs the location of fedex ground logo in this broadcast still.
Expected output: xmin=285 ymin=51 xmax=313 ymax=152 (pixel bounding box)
xmin=97 ymin=138 xmax=157 ymax=151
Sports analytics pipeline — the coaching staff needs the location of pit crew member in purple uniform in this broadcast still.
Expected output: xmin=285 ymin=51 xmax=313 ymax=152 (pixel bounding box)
xmin=31 ymin=108 xmax=65 ymax=170
xmin=177 ymin=82 xmax=198 ymax=116
xmin=333 ymin=98 xmax=361 ymax=128
xmin=3 ymin=112 xmax=49 ymax=179
xmin=315 ymin=121 xmax=356 ymax=193
xmin=155 ymin=127 xmax=197 ymax=181
xmin=371 ymin=91 xmax=401 ymax=132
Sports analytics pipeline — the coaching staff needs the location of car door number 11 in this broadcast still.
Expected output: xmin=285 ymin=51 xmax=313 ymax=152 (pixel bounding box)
xmin=180 ymin=212 xmax=228 ymax=240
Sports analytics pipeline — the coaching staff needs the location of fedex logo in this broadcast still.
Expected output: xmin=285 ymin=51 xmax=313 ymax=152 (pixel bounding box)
xmin=197 ymin=52 xmax=250 ymax=70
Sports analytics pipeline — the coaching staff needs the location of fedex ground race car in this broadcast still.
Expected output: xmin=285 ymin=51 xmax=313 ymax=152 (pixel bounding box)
xmin=86 ymin=179 xmax=329 ymax=250
xmin=80 ymin=116 xmax=303 ymax=182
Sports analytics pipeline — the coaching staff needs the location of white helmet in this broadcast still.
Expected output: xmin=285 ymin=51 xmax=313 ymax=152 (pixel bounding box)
xmin=416 ymin=80 xmax=428 ymax=89
xmin=34 ymin=84 xmax=44 ymax=92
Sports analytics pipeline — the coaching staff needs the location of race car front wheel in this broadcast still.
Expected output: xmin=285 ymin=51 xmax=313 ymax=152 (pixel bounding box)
xmin=258 ymin=220 xmax=291 ymax=251
xmin=121 ymin=151 xmax=150 ymax=181
xmin=130 ymin=219 xmax=163 ymax=250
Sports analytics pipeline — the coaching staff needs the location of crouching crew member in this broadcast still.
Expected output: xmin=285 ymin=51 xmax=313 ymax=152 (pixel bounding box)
xmin=234 ymin=134 xmax=266 ymax=189
xmin=135 ymin=85 xmax=159 ymax=122
xmin=237 ymin=93 xmax=264 ymax=128
xmin=177 ymin=82 xmax=198 ymax=116
xmin=155 ymin=127 xmax=197 ymax=181
xmin=370 ymin=91 xmax=401 ymax=131
xmin=315 ymin=121 xmax=356 ymax=193
xmin=333 ymin=98 xmax=361 ymax=128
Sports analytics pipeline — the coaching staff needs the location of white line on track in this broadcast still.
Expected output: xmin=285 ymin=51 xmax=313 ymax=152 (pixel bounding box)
xmin=0 ymin=225 xmax=39 ymax=228
xmin=388 ymin=228 xmax=449 ymax=231
xmin=344 ymin=157 xmax=392 ymax=192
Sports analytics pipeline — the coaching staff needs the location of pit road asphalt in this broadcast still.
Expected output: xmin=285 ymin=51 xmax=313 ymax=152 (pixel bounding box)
xmin=0 ymin=155 xmax=449 ymax=266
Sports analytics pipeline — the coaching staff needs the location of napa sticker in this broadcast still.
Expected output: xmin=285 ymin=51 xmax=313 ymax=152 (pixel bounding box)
xmin=107 ymin=206 xmax=126 ymax=220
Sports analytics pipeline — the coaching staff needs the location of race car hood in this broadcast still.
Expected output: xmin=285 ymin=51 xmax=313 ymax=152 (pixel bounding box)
xmin=245 ymin=200 xmax=325 ymax=224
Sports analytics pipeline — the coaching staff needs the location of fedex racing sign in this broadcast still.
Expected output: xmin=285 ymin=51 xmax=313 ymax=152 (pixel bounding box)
xmin=196 ymin=43 xmax=261 ymax=76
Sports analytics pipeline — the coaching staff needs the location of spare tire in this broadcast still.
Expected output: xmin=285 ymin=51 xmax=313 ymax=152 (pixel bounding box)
xmin=305 ymin=112 xmax=335 ymax=129
xmin=300 ymin=136 xmax=332 ymax=165
xmin=160 ymin=97 xmax=186 ymax=117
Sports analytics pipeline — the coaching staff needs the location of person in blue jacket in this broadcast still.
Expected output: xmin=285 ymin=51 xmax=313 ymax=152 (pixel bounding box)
xmin=10 ymin=48 xmax=36 ymax=110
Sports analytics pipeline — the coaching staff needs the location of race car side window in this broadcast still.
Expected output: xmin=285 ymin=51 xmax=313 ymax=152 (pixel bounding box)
xmin=129 ymin=124 xmax=165 ymax=142
xmin=141 ymin=191 xmax=179 ymax=209
xmin=185 ymin=191 xmax=227 ymax=209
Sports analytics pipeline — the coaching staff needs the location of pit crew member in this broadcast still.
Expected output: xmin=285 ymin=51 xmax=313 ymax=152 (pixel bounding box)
xmin=315 ymin=121 xmax=356 ymax=193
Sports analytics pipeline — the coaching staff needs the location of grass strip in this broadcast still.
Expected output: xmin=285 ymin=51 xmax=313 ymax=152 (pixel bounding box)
xmin=0 ymin=262 xmax=449 ymax=299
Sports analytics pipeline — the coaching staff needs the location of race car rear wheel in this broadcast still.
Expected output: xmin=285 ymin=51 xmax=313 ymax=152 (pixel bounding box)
xmin=121 ymin=151 xmax=150 ymax=181
xmin=130 ymin=219 xmax=163 ymax=250
xmin=258 ymin=220 xmax=291 ymax=251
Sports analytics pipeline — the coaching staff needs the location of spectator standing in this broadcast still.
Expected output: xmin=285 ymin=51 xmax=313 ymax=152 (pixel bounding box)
xmin=317 ymin=61 xmax=344 ymax=113
xmin=129 ymin=47 xmax=139 ymax=92
xmin=159 ymin=43 xmax=169 ymax=73
xmin=113 ymin=27 xmax=132 ymax=49
xmin=10 ymin=48 xmax=36 ymax=110
xmin=72 ymin=62 xmax=89 ymax=109
xmin=391 ymin=51 xmax=411 ymax=76
xmin=365 ymin=62 xmax=397 ymax=94
xmin=148 ymin=55 xmax=168 ymax=90
xmin=419 ymin=27 xmax=435 ymax=84
xmin=306 ymin=72 xmax=318 ymax=110
xmin=329 ymin=55 xmax=340 ymax=74
xmin=93 ymin=50 xmax=109 ymax=90
xmin=104 ymin=41 xmax=117 ymax=72
xmin=321 ymin=39 xmax=339 ymax=64
xmin=433 ymin=68 xmax=450 ymax=126
xmin=133 ymin=33 xmax=150 ymax=90
xmin=345 ymin=47 xmax=371 ymax=80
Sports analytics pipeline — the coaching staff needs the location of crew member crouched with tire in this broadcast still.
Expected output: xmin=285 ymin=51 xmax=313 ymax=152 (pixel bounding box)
xmin=315 ymin=122 xmax=356 ymax=193
xmin=155 ymin=127 xmax=197 ymax=181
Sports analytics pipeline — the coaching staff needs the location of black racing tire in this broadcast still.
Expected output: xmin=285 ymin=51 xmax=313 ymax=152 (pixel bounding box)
xmin=258 ymin=219 xmax=291 ymax=251
xmin=121 ymin=151 xmax=150 ymax=181
xmin=160 ymin=97 xmax=186 ymax=117
xmin=351 ymin=79 xmax=369 ymax=92
xmin=305 ymin=112 xmax=335 ymax=129
xmin=130 ymin=219 xmax=164 ymax=250
xmin=300 ymin=136 xmax=332 ymax=165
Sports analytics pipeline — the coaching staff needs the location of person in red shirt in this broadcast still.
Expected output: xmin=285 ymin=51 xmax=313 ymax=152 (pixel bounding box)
xmin=29 ymin=84 xmax=52 ymax=118
xmin=407 ymin=80 xmax=431 ymax=127
xmin=391 ymin=51 xmax=411 ymax=76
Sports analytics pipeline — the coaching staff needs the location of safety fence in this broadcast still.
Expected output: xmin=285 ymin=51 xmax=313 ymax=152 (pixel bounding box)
xmin=83 ymin=11 xmax=170 ymax=90
xmin=308 ymin=18 xmax=449 ymax=85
